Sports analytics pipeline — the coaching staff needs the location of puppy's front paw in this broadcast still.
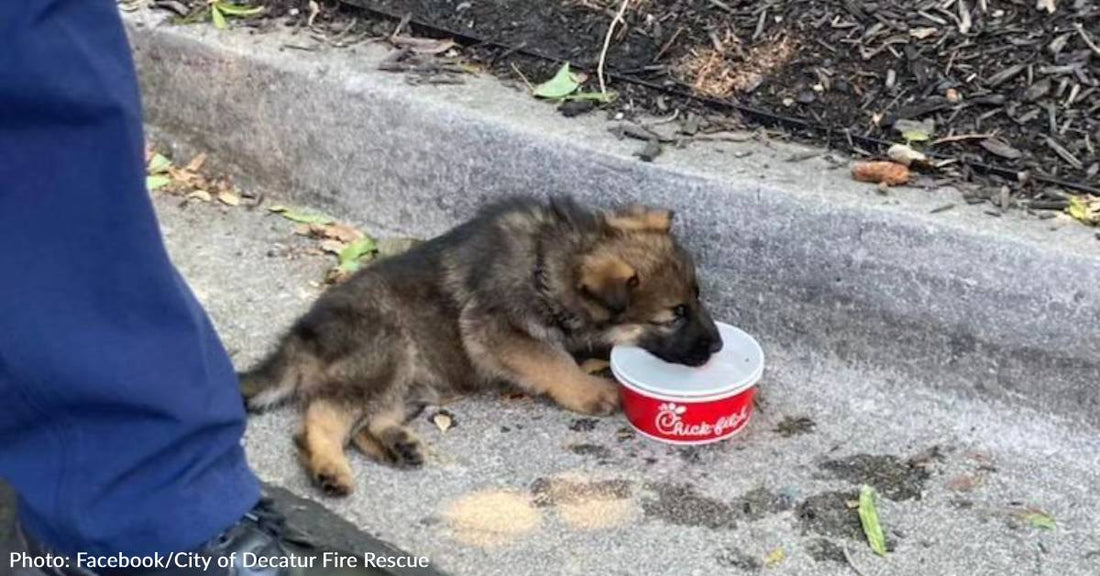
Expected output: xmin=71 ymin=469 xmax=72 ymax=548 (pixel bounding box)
xmin=558 ymin=376 xmax=622 ymax=416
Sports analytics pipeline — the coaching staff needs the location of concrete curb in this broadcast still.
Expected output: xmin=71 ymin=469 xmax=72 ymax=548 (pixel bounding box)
xmin=125 ymin=11 xmax=1100 ymax=427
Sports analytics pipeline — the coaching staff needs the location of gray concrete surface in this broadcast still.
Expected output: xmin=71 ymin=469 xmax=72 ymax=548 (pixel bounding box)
xmin=123 ymin=8 xmax=1100 ymax=431
xmin=151 ymin=190 xmax=1100 ymax=576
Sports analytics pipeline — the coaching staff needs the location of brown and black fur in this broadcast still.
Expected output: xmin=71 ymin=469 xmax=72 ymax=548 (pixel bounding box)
xmin=240 ymin=197 xmax=721 ymax=496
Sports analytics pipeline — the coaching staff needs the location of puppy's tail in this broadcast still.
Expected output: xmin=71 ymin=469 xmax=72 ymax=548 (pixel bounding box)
xmin=238 ymin=336 xmax=313 ymax=413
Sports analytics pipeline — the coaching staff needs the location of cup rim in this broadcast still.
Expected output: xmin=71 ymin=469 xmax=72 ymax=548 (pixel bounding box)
xmin=610 ymin=322 xmax=765 ymax=399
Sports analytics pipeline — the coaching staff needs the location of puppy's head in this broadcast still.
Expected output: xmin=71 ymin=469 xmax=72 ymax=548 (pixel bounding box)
xmin=575 ymin=205 xmax=722 ymax=367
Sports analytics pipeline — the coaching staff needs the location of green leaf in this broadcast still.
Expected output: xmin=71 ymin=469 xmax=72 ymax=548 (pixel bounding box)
xmin=146 ymin=175 xmax=172 ymax=191
xmin=533 ymin=63 xmax=581 ymax=100
xmin=337 ymin=237 xmax=377 ymax=272
xmin=147 ymin=153 xmax=172 ymax=174
xmin=858 ymin=485 xmax=887 ymax=557
xmin=271 ymin=207 xmax=334 ymax=225
xmin=1023 ymin=510 xmax=1056 ymax=530
xmin=211 ymin=5 xmax=227 ymax=29
xmin=215 ymin=3 xmax=265 ymax=16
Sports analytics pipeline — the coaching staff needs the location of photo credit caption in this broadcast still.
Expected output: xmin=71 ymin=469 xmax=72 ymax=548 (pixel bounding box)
xmin=11 ymin=551 xmax=430 ymax=571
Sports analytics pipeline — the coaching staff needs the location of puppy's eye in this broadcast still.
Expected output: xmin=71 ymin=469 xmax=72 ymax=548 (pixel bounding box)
xmin=673 ymin=305 xmax=688 ymax=319
xmin=628 ymin=274 xmax=639 ymax=289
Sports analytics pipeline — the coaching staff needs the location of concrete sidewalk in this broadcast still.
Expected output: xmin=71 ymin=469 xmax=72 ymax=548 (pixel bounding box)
xmin=153 ymin=191 xmax=1100 ymax=576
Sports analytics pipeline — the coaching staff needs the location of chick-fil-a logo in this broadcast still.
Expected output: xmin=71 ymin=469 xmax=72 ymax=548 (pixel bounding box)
xmin=655 ymin=402 xmax=750 ymax=437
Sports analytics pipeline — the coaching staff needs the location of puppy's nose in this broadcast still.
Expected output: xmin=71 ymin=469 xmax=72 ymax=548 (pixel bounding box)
xmin=708 ymin=338 xmax=724 ymax=354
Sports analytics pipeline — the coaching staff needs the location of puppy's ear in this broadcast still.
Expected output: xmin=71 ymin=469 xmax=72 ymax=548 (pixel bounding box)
xmin=605 ymin=204 xmax=674 ymax=233
xmin=577 ymin=253 xmax=638 ymax=316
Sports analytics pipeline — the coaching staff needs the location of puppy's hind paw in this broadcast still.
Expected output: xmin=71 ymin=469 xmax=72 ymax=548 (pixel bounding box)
xmin=379 ymin=427 xmax=427 ymax=469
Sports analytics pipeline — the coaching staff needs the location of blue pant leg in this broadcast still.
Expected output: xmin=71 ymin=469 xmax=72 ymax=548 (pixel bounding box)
xmin=0 ymin=0 xmax=260 ymax=556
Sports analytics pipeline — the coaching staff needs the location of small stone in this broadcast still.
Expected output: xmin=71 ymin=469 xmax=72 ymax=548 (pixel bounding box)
xmin=782 ymin=97 xmax=795 ymax=107
xmin=796 ymin=91 xmax=816 ymax=104
xmin=558 ymin=99 xmax=595 ymax=117
xmin=946 ymin=88 xmax=961 ymax=103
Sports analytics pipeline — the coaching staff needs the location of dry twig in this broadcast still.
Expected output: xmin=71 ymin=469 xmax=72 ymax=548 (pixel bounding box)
xmin=597 ymin=0 xmax=632 ymax=99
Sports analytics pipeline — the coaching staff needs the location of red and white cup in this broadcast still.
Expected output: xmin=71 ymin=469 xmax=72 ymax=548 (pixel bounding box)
xmin=611 ymin=322 xmax=764 ymax=445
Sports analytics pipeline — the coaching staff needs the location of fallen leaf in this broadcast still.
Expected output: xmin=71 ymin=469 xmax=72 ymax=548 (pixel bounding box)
xmin=909 ymin=27 xmax=937 ymax=39
xmin=980 ymin=138 xmax=1023 ymax=160
xmin=376 ymin=237 xmax=423 ymax=259
xmin=210 ymin=4 xmax=227 ymax=29
xmin=215 ymin=2 xmax=265 ymax=17
xmin=764 ymin=548 xmax=785 ymax=567
xmin=319 ymin=239 xmax=345 ymax=254
xmin=271 ymin=207 xmax=335 ymax=225
xmin=894 ymin=118 xmax=935 ymax=142
xmin=217 ymin=191 xmax=241 ymax=206
xmin=1021 ymin=509 xmax=1056 ymax=530
xmin=852 ymin=161 xmax=910 ymax=186
xmin=146 ymin=175 xmax=172 ymax=191
xmin=432 ymin=410 xmax=455 ymax=433
xmin=1067 ymin=196 xmax=1099 ymax=225
xmin=533 ymin=63 xmax=582 ymax=100
xmin=887 ymin=144 xmax=928 ymax=167
xmin=337 ymin=237 xmax=377 ymax=272
xmin=858 ymin=485 xmax=887 ymax=557
xmin=185 ymin=153 xmax=207 ymax=172
xmin=320 ymin=223 xmax=364 ymax=243
xmin=147 ymin=153 xmax=172 ymax=174
xmin=324 ymin=267 xmax=353 ymax=285
xmin=187 ymin=190 xmax=213 ymax=202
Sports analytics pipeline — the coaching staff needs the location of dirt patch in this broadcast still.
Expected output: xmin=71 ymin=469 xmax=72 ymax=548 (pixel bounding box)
xmin=715 ymin=547 xmax=762 ymax=571
xmin=530 ymin=476 xmax=637 ymax=530
xmin=796 ymin=490 xmax=862 ymax=540
xmin=775 ymin=415 xmax=816 ymax=437
xmin=441 ymin=489 xmax=542 ymax=549
xmin=736 ymin=487 xmax=793 ymax=521
xmin=805 ymin=538 xmax=847 ymax=564
xmin=797 ymin=490 xmax=898 ymax=550
xmin=819 ymin=453 xmax=931 ymax=501
xmin=677 ymin=446 xmax=703 ymax=464
xmin=678 ymin=37 xmax=797 ymax=98
xmin=642 ymin=482 xmax=738 ymax=530
xmin=568 ymin=443 xmax=613 ymax=460
xmin=568 ymin=418 xmax=600 ymax=432
xmin=531 ymin=477 xmax=633 ymax=507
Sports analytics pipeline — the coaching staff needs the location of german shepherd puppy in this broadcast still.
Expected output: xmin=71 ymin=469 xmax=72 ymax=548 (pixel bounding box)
xmin=240 ymin=197 xmax=721 ymax=496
